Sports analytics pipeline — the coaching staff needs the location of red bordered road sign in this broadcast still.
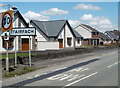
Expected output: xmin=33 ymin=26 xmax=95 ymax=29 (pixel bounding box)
xmin=2 ymin=10 xmax=13 ymax=32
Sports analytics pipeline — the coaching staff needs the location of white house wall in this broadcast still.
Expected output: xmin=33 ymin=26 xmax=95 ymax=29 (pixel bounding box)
xmin=75 ymin=39 xmax=82 ymax=47
xmin=58 ymin=28 xmax=65 ymax=48
xmin=13 ymin=18 xmax=25 ymax=28
xmin=75 ymin=26 xmax=91 ymax=38
xmin=13 ymin=18 xmax=18 ymax=28
xmin=35 ymin=29 xmax=47 ymax=42
xmin=37 ymin=41 xmax=59 ymax=51
xmin=65 ymin=24 xmax=74 ymax=47
xmin=58 ymin=24 xmax=74 ymax=48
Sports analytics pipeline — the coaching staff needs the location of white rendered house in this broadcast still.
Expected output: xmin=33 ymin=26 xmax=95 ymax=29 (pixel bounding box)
xmin=30 ymin=20 xmax=83 ymax=51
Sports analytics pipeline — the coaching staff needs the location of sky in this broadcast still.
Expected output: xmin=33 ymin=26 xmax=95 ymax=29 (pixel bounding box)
xmin=1 ymin=2 xmax=118 ymax=32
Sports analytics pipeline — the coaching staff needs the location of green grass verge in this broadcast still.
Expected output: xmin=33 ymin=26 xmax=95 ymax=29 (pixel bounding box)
xmin=0 ymin=53 xmax=38 ymax=60
xmin=4 ymin=66 xmax=35 ymax=78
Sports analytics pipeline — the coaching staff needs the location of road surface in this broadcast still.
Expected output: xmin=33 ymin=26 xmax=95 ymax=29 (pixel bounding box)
xmin=2 ymin=48 xmax=119 ymax=87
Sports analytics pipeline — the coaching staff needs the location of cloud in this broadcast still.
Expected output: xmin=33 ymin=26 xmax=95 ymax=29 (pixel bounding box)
xmin=80 ymin=14 xmax=114 ymax=32
xmin=68 ymin=20 xmax=81 ymax=28
xmin=23 ymin=11 xmax=50 ymax=22
xmin=0 ymin=9 xmax=7 ymax=13
xmin=41 ymin=8 xmax=69 ymax=15
xmin=80 ymin=14 xmax=93 ymax=20
xmin=74 ymin=4 xmax=101 ymax=10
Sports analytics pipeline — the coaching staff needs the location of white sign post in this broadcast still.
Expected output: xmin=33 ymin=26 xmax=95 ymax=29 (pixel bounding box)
xmin=4 ymin=32 xmax=10 ymax=71
xmin=10 ymin=27 xmax=36 ymax=67
xmin=29 ymin=36 xmax=31 ymax=67
xmin=6 ymin=41 xmax=9 ymax=71
xmin=15 ymin=36 xmax=17 ymax=67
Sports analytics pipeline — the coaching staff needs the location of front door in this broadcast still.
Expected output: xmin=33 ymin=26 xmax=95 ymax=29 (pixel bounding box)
xmin=22 ymin=39 xmax=29 ymax=51
xmin=58 ymin=39 xmax=63 ymax=48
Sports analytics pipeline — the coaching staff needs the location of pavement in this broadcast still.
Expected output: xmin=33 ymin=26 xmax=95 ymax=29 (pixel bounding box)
xmin=2 ymin=48 xmax=119 ymax=87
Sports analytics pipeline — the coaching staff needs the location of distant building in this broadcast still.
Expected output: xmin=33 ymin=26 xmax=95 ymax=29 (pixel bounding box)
xmin=99 ymin=32 xmax=111 ymax=45
xmin=105 ymin=31 xmax=119 ymax=44
xmin=74 ymin=24 xmax=99 ymax=46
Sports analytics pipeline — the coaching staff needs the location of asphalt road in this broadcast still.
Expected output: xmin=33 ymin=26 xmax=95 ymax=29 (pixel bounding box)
xmin=2 ymin=48 xmax=119 ymax=87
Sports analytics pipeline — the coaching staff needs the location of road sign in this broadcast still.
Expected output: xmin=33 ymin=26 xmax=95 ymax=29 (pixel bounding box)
xmin=2 ymin=10 xmax=13 ymax=32
xmin=9 ymin=27 xmax=36 ymax=36
xmin=3 ymin=32 xmax=9 ymax=40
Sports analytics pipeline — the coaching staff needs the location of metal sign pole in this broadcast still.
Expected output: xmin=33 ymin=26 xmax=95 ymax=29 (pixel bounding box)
xmin=29 ymin=36 xmax=31 ymax=67
xmin=15 ymin=36 xmax=17 ymax=67
xmin=6 ymin=41 xmax=9 ymax=71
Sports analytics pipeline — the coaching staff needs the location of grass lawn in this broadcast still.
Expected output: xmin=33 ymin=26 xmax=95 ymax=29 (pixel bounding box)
xmin=0 ymin=53 xmax=38 ymax=60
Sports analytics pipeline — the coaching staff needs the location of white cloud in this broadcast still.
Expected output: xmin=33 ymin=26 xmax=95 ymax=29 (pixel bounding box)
xmin=74 ymin=4 xmax=101 ymax=10
xmin=0 ymin=9 xmax=7 ymax=13
xmin=80 ymin=14 xmax=114 ymax=32
xmin=68 ymin=20 xmax=81 ymax=28
xmin=80 ymin=14 xmax=93 ymax=20
xmin=23 ymin=11 xmax=50 ymax=22
xmin=41 ymin=8 xmax=69 ymax=15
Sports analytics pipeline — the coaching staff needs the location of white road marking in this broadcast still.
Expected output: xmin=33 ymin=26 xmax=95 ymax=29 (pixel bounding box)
xmin=69 ymin=68 xmax=83 ymax=72
xmin=59 ymin=74 xmax=73 ymax=81
xmin=69 ymin=68 xmax=89 ymax=72
xmin=81 ymin=68 xmax=89 ymax=72
xmin=34 ymin=73 xmax=47 ymax=78
xmin=34 ymin=74 xmax=40 ymax=78
xmin=47 ymin=74 xmax=61 ymax=80
xmin=47 ymin=74 xmax=68 ymax=80
xmin=107 ymin=62 xmax=119 ymax=68
xmin=64 ymin=72 xmax=98 ymax=87
xmin=27 ymin=77 xmax=34 ymax=79
xmin=68 ymin=74 xmax=85 ymax=81
xmin=52 ymin=67 xmax=67 ymax=71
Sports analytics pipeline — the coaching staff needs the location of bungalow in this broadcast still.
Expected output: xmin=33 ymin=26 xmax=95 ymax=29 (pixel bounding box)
xmin=99 ymin=32 xmax=111 ymax=45
xmin=105 ymin=31 xmax=119 ymax=44
xmin=74 ymin=24 xmax=99 ymax=46
xmin=30 ymin=20 xmax=83 ymax=51
xmin=0 ymin=8 xmax=33 ymax=52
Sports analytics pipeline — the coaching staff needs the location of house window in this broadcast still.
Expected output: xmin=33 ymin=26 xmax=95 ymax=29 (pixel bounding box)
xmin=67 ymin=38 xmax=72 ymax=46
xmin=2 ymin=38 xmax=14 ymax=48
xmin=18 ymin=19 xmax=21 ymax=27
xmin=77 ymin=39 xmax=80 ymax=44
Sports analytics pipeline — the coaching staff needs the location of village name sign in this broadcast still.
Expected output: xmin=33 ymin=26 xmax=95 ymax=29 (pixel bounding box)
xmin=10 ymin=27 xmax=36 ymax=36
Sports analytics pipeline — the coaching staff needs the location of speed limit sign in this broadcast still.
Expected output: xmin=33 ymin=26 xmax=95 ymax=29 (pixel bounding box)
xmin=2 ymin=10 xmax=13 ymax=32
